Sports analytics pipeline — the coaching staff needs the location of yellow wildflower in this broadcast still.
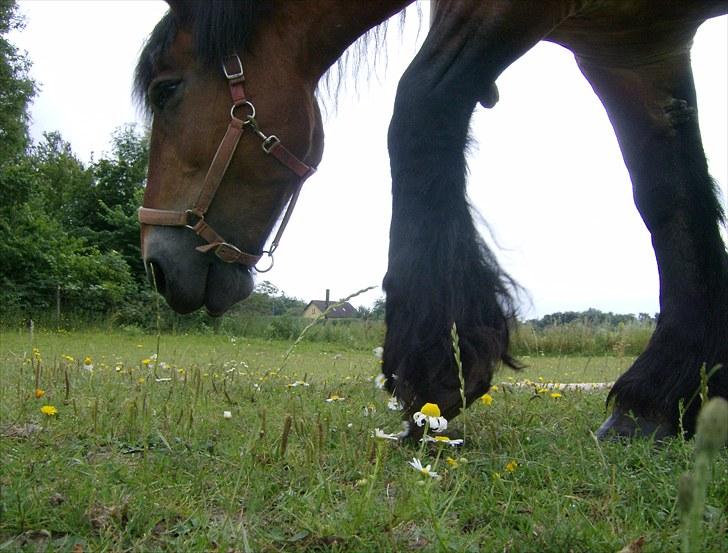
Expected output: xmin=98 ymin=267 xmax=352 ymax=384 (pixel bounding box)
xmin=550 ymin=392 xmax=562 ymax=399
xmin=505 ymin=460 xmax=518 ymax=473
xmin=40 ymin=405 xmax=58 ymax=416
xmin=446 ymin=457 xmax=459 ymax=469
xmin=481 ymin=393 xmax=494 ymax=406
xmin=34 ymin=388 xmax=45 ymax=399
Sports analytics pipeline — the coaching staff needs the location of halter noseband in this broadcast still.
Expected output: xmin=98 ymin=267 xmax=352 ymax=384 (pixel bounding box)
xmin=138 ymin=54 xmax=315 ymax=272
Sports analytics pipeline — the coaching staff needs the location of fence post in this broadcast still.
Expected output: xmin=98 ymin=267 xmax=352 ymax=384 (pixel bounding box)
xmin=56 ymin=284 xmax=61 ymax=329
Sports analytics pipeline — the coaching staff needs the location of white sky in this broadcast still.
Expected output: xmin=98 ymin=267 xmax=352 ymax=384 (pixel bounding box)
xmin=11 ymin=1 xmax=728 ymax=317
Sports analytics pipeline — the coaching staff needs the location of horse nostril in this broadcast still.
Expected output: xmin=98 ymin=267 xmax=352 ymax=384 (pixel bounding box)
xmin=147 ymin=261 xmax=167 ymax=295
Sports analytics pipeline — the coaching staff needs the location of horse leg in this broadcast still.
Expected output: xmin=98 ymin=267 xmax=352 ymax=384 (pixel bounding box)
xmin=576 ymin=53 xmax=728 ymax=439
xmin=384 ymin=1 xmax=571 ymax=436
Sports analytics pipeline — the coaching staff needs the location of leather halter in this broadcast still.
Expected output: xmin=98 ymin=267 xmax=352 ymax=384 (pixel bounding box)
xmin=138 ymin=55 xmax=315 ymax=272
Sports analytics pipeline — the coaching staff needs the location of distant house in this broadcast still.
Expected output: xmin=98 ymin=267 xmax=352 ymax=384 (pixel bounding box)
xmin=302 ymin=300 xmax=357 ymax=319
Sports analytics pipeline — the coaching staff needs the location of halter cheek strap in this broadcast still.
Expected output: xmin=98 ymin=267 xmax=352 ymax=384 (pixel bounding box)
xmin=138 ymin=54 xmax=315 ymax=272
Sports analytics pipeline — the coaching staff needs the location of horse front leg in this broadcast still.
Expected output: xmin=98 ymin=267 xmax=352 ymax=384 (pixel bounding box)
xmin=383 ymin=1 xmax=570 ymax=436
xmin=578 ymin=53 xmax=728 ymax=439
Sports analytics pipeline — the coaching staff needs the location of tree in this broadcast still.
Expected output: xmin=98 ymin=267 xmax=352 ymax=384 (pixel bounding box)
xmin=82 ymin=125 xmax=149 ymax=282
xmin=370 ymin=297 xmax=386 ymax=320
xmin=0 ymin=0 xmax=35 ymax=165
xmin=30 ymin=132 xmax=92 ymax=227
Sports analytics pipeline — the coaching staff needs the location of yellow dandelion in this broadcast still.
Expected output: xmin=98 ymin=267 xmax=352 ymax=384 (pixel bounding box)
xmin=40 ymin=405 xmax=58 ymax=416
xmin=505 ymin=459 xmax=518 ymax=473
xmin=490 ymin=385 xmax=499 ymax=392
xmin=481 ymin=393 xmax=494 ymax=406
xmin=446 ymin=457 xmax=459 ymax=469
xmin=141 ymin=358 xmax=151 ymax=366
xmin=550 ymin=392 xmax=562 ymax=399
xmin=34 ymin=388 xmax=45 ymax=399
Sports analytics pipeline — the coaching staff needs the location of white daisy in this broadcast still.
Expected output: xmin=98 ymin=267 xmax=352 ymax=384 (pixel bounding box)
xmin=413 ymin=403 xmax=448 ymax=433
xmin=372 ymin=346 xmax=384 ymax=360
xmin=374 ymin=373 xmax=387 ymax=389
xmin=373 ymin=428 xmax=399 ymax=441
xmin=387 ymin=397 xmax=403 ymax=411
xmin=422 ymin=435 xmax=463 ymax=446
xmin=408 ymin=457 xmax=440 ymax=479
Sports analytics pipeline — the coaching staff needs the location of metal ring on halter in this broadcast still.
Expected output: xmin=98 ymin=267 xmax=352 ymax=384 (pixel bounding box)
xmin=254 ymin=251 xmax=275 ymax=273
xmin=230 ymin=101 xmax=255 ymax=123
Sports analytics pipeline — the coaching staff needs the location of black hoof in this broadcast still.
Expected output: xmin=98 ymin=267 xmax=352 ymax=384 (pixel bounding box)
xmin=596 ymin=410 xmax=677 ymax=441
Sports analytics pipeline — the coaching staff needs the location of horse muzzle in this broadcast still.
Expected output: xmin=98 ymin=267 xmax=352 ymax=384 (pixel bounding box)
xmin=143 ymin=226 xmax=254 ymax=316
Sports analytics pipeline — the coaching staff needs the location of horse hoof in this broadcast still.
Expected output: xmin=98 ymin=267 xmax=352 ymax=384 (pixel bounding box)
xmin=596 ymin=410 xmax=676 ymax=441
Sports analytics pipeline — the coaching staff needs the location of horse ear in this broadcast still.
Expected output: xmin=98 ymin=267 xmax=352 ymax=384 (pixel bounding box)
xmin=165 ymin=0 xmax=193 ymax=24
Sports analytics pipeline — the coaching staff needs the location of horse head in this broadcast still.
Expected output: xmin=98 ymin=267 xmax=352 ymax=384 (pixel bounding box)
xmin=136 ymin=1 xmax=324 ymax=315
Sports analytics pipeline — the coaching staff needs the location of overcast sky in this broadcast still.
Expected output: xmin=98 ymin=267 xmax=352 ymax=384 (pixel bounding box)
xmin=11 ymin=1 xmax=727 ymax=317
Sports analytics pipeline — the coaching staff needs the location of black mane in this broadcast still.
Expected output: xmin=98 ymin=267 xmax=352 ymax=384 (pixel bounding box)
xmin=134 ymin=1 xmax=272 ymax=113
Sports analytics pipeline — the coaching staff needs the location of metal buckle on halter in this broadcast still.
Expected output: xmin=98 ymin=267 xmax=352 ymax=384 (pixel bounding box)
xmin=261 ymin=135 xmax=280 ymax=154
xmin=213 ymin=242 xmax=244 ymax=264
xmin=222 ymin=55 xmax=244 ymax=80
xmin=184 ymin=209 xmax=204 ymax=230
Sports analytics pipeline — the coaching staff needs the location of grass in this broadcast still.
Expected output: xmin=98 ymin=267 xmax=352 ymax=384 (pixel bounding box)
xmin=1 ymin=330 xmax=726 ymax=552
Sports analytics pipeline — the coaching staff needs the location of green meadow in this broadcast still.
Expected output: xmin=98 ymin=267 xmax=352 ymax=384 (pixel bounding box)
xmin=1 ymin=330 xmax=726 ymax=552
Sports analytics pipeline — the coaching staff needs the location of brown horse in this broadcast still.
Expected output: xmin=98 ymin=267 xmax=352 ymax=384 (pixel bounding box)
xmin=136 ymin=1 xmax=728 ymax=439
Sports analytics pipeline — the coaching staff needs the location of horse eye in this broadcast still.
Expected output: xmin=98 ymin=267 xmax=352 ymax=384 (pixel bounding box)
xmin=149 ymin=79 xmax=182 ymax=112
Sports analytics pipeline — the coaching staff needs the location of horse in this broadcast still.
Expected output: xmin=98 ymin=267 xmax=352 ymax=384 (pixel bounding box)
xmin=135 ymin=0 xmax=728 ymax=440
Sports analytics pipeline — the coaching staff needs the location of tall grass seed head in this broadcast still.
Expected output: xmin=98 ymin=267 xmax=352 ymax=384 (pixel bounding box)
xmin=695 ymin=397 xmax=728 ymax=454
